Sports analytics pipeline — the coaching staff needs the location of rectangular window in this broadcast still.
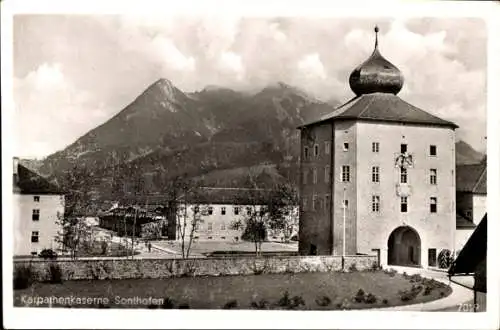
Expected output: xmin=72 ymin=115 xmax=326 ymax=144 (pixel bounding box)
xmin=430 ymin=197 xmax=437 ymax=213
xmin=430 ymin=169 xmax=437 ymax=185
xmin=304 ymin=147 xmax=309 ymax=160
xmin=401 ymin=144 xmax=408 ymax=153
xmin=465 ymin=210 xmax=472 ymax=219
xmin=195 ymin=223 xmax=201 ymax=231
xmin=314 ymin=144 xmax=319 ymax=157
xmin=208 ymin=206 xmax=213 ymax=215
xmin=33 ymin=196 xmax=40 ymax=202
xmin=312 ymin=168 xmax=318 ymax=184
xmin=221 ymin=207 xmax=226 ymax=215
xmin=325 ymin=165 xmax=330 ymax=183
xmin=234 ymin=207 xmax=239 ymax=215
xmin=194 ymin=206 xmax=200 ymax=214
xmin=302 ymin=197 xmax=308 ymax=211
xmin=343 ymin=199 xmax=349 ymax=209
xmin=430 ymin=145 xmax=437 ymax=156
xmin=343 ymin=142 xmax=349 ymax=151
xmin=400 ymin=167 xmax=408 ymax=184
xmin=220 ymin=223 xmax=226 ymax=230
xmin=324 ymin=194 xmax=330 ymax=210
xmin=401 ymin=197 xmax=408 ymax=213
xmin=303 ymin=169 xmax=308 ymax=185
xmin=31 ymin=231 xmax=39 ymax=243
xmin=207 ymin=222 xmax=213 ymax=231
xmin=372 ymin=195 xmax=380 ymax=212
xmin=428 ymin=249 xmax=437 ymax=267
xmin=247 ymin=207 xmax=252 ymax=216
xmin=372 ymin=166 xmax=380 ymax=183
xmin=312 ymin=195 xmax=317 ymax=211
xmin=324 ymin=141 xmax=331 ymax=155
xmin=341 ymin=165 xmax=350 ymax=182
xmin=372 ymin=142 xmax=380 ymax=153
xmin=32 ymin=209 xmax=40 ymax=221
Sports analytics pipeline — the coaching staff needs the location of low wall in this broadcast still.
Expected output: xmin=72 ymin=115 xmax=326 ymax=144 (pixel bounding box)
xmin=14 ymin=255 xmax=378 ymax=281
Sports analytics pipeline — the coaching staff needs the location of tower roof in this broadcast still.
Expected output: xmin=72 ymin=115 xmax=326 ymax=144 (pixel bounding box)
xmin=299 ymin=92 xmax=458 ymax=128
xmin=349 ymin=26 xmax=404 ymax=96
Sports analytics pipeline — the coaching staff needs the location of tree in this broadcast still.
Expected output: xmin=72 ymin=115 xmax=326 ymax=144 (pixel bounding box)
xmin=55 ymin=163 xmax=95 ymax=260
xmin=175 ymin=180 xmax=206 ymax=259
xmin=267 ymin=182 xmax=299 ymax=243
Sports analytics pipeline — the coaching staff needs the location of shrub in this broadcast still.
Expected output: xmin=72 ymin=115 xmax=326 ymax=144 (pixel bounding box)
xmin=290 ymin=295 xmax=305 ymax=309
xmin=337 ymin=298 xmax=351 ymax=310
xmin=440 ymin=291 xmax=446 ymax=297
xmin=348 ymin=263 xmax=358 ymax=272
xmin=161 ymin=297 xmax=175 ymax=309
xmin=47 ymin=263 xmax=63 ymax=284
xmin=438 ymin=249 xmax=454 ymax=269
xmin=370 ymin=262 xmax=381 ymax=271
xmin=423 ymin=286 xmax=433 ymax=296
xmin=250 ymin=299 xmax=270 ymax=309
xmin=409 ymin=274 xmax=422 ymax=283
xmin=276 ymin=291 xmax=305 ymax=309
xmin=364 ymin=293 xmax=377 ymax=304
xmin=315 ymin=295 xmax=332 ymax=307
xmin=382 ymin=298 xmax=389 ymax=305
xmin=178 ymin=303 xmax=190 ymax=309
xmin=353 ymin=289 xmax=365 ymax=303
xmin=399 ymin=290 xmax=418 ymax=302
xmin=39 ymin=249 xmax=58 ymax=260
xmin=277 ymin=291 xmax=291 ymax=307
xmin=14 ymin=264 xmax=34 ymax=290
xmin=223 ymin=300 xmax=238 ymax=309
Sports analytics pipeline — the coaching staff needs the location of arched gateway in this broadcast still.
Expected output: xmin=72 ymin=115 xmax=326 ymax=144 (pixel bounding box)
xmin=387 ymin=226 xmax=421 ymax=266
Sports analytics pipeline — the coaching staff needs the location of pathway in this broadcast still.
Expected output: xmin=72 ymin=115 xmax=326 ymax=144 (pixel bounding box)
xmin=370 ymin=265 xmax=475 ymax=312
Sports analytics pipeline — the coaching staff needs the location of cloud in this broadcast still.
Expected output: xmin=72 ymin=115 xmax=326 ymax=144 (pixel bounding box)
xmin=14 ymin=63 xmax=110 ymax=158
xmin=12 ymin=16 xmax=487 ymax=156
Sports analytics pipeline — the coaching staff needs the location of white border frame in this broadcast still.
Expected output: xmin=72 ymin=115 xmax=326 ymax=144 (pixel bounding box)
xmin=2 ymin=1 xmax=499 ymax=329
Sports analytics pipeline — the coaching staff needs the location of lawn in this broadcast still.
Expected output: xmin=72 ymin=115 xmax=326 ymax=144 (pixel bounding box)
xmin=153 ymin=240 xmax=298 ymax=256
xmin=14 ymin=270 xmax=451 ymax=310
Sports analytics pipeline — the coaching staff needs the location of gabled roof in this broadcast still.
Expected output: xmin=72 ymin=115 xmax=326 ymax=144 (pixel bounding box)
xmin=299 ymin=93 xmax=458 ymax=129
xmin=456 ymin=163 xmax=487 ymax=194
xmin=13 ymin=164 xmax=63 ymax=195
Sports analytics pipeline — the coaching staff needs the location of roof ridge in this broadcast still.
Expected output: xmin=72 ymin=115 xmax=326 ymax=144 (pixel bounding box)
xmin=472 ymin=165 xmax=487 ymax=193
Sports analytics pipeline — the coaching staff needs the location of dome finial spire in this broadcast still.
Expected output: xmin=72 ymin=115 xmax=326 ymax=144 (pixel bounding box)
xmin=374 ymin=25 xmax=379 ymax=49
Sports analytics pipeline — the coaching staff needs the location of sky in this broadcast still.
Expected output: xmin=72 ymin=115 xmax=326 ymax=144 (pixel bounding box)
xmin=12 ymin=15 xmax=487 ymax=159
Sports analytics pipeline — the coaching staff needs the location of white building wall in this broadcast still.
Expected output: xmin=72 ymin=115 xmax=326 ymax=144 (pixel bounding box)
xmin=176 ymin=204 xmax=299 ymax=242
xmin=14 ymin=194 xmax=65 ymax=256
xmin=472 ymin=194 xmax=487 ymax=225
xmin=354 ymin=122 xmax=456 ymax=267
xmin=455 ymin=228 xmax=475 ymax=253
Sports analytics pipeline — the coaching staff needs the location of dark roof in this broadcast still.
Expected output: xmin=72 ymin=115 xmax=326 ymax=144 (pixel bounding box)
xmin=449 ymin=214 xmax=487 ymax=284
xmin=456 ymin=163 xmax=487 ymax=194
xmin=13 ymin=164 xmax=63 ymax=195
xmin=299 ymin=93 xmax=458 ymax=129
xmin=456 ymin=213 xmax=477 ymax=229
xmin=114 ymin=187 xmax=272 ymax=206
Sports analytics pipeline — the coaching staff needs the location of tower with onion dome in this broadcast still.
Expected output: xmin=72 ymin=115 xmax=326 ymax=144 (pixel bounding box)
xmin=298 ymin=27 xmax=458 ymax=268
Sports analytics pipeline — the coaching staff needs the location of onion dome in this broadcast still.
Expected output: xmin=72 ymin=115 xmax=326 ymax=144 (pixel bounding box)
xmin=349 ymin=26 xmax=404 ymax=96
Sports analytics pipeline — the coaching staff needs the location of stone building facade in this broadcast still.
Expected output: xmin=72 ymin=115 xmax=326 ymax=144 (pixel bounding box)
xmin=298 ymin=27 xmax=458 ymax=268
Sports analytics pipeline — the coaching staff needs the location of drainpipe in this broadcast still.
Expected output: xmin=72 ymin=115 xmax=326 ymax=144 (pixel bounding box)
xmin=342 ymin=187 xmax=346 ymax=270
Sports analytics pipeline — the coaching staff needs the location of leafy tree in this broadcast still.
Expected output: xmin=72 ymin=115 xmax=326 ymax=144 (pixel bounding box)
xmin=54 ymin=163 xmax=95 ymax=260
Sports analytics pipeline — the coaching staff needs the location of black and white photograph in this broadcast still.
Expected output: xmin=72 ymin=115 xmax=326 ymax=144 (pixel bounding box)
xmin=2 ymin=1 xmax=499 ymax=329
